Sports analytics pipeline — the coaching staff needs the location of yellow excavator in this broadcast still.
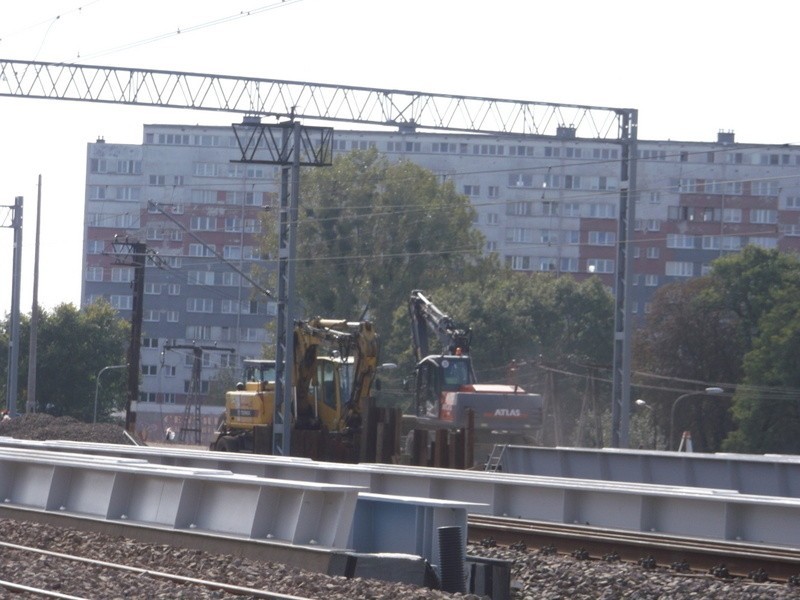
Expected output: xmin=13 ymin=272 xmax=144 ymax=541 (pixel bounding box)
xmin=210 ymin=318 xmax=380 ymax=462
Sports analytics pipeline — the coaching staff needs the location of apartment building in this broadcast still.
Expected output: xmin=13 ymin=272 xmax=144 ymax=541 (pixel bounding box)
xmin=83 ymin=124 xmax=800 ymax=429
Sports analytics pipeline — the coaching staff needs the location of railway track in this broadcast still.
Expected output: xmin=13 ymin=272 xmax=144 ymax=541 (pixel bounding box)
xmin=0 ymin=539 xmax=314 ymax=600
xmin=468 ymin=514 xmax=800 ymax=584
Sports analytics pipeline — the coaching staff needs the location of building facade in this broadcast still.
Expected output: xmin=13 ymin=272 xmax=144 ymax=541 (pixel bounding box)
xmin=83 ymin=125 xmax=800 ymax=431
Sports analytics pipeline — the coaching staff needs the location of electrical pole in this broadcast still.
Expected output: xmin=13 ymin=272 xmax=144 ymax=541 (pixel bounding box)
xmin=232 ymin=117 xmax=333 ymax=456
xmin=27 ymin=176 xmax=42 ymax=413
xmin=3 ymin=196 xmax=22 ymax=416
xmin=109 ymin=237 xmax=146 ymax=434
xmin=163 ymin=343 xmax=235 ymax=445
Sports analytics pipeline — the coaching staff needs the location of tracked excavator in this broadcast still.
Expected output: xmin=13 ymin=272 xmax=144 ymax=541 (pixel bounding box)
xmin=211 ymin=318 xmax=380 ymax=462
xmin=406 ymin=290 xmax=543 ymax=435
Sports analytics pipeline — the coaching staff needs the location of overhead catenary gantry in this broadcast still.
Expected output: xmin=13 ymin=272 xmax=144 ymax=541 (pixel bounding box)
xmin=0 ymin=58 xmax=638 ymax=448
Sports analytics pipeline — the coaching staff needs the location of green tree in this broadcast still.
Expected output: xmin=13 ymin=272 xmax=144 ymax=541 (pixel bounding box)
xmin=1 ymin=301 xmax=129 ymax=421
xmin=263 ymin=149 xmax=486 ymax=341
xmin=724 ymin=282 xmax=800 ymax=453
xmin=634 ymin=277 xmax=743 ymax=451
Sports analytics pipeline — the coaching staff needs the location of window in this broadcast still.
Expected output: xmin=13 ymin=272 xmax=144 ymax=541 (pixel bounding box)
xmin=508 ymin=173 xmax=533 ymax=188
xmin=149 ymin=175 xmax=166 ymax=185
xmin=588 ymin=231 xmax=616 ymax=246
xmin=88 ymin=186 xmax=106 ymax=200
xmin=541 ymin=201 xmax=558 ymax=216
xmin=563 ymin=175 xmax=581 ymax=190
xmin=507 ymin=201 xmax=533 ymax=216
xmin=750 ymin=209 xmax=777 ymax=224
xmin=785 ymin=197 xmax=800 ymax=210
xmin=488 ymin=185 xmax=499 ymax=198
xmin=141 ymin=337 xmax=159 ymax=348
xmin=665 ymin=261 xmax=694 ymax=277
xmin=563 ymin=202 xmax=581 ymax=217
xmin=110 ymin=295 xmax=133 ymax=310
xmin=188 ymin=243 xmax=215 ymax=257
xmin=721 ymin=236 xmax=742 ymax=250
xmin=506 ymin=256 xmax=531 ymax=271
xmin=117 ymin=160 xmax=141 ymax=174
xmin=648 ymin=192 xmax=661 ymax=204
xmin=722 ymin=208 xmax=742 ymax=223
xmin=193 ymin=162 xmax=219 ymax=177
xmin=87 ymin=240 xmax=105 ymax=254
xmin=565 ymin=230 xmax=580 ymax=244
xmin=544 ymin=147 xmax=560 ymax=158
xmin=543 ymin=174 xmax=561 ymax=189
xmin=486 ymin=213 xmax=499 ymax=225
xmin=560 ymin=257 xmax=578 ymax=272
xmin=221 ymin=272 xmax=241 ymax=286
xmin=143 ymin=310 xmax=160 ymax=322
xmin=646 ymin=247 xmax=659 ymax=259
xmin=749 ymin=237 xmax=777 ymax=249
xmin=588 ymin=203 xmax=615 ymax=218
xmin=702 ymin=235 xmax=720 ymax=250
xmin=111 ymin=267 xmax=134 ymax=283
xmin=244 ymin=219 xmax=260 ymax=233
xmin=644 ymin=274 xmax=659 ymax=286
xmin=188 ymin=271 xmax=214 ymax=286
xmin=167 ymin=284 xmax=181 ymax=295
xmin=539 ymin=258 xmax=557 ymax=272
xmin=666 ymin=234 xmax=695 ymax=249
xmin=486 ymin=241 xmax=497 ymax=252
xmin=506 ymin=227 xmax=533 ymax=243
xmin=540 ymin=230 xmax=558 ymax=244
xmin=190 ymin=216 xmax=216 ymax=231
xmin=144 ymin=283 xmax=162 ymax=295
xmin=432 ymin=142 xmax=457 ymax=153
xmin=186 ymin=298 xmax=214 ymax=313
xmin=86 ymin=267 xmax=104 ymax=282
xmin=509 ymin=145 xmax=535 ymax=157
xmin=587 ymin=259 xmax=614 ymax=273
xmin=166 ymin=311 xmax=180 ymax=322
xmin=223 ymin=246 xmax=242 ymax=259
xmin=752 ymin=181 xmax=779 ymax=196
xmin=115 ymin=187 xmax=140 ymax=201
xmin=89 ymin=158 xmax=107 ymax=173
xmin=463 ymin=185 xmax=481 ymax=196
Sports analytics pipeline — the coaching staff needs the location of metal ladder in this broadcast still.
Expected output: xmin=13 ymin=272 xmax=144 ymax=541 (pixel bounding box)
xmin=484 ymin=444 xmax=507 ymax=472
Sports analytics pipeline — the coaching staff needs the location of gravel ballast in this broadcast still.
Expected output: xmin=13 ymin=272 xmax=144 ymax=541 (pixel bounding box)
xmin=0 ymin=415 xmax=797 ymax=598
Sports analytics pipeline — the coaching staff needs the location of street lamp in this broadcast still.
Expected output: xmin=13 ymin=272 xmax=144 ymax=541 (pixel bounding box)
xmin=669 ymin=387 xmax=724 ymax=451
xmin=635 ymin=399 xmax=657 ymax=449
xmin=93 ymin=364 xmax=128 ymax=423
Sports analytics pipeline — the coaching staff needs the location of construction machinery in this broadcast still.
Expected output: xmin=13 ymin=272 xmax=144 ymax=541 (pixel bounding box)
xmin=211 ymin=318 xmax=381 ymax=461
xmin=406 ymin=290 xmax=543 ymax=434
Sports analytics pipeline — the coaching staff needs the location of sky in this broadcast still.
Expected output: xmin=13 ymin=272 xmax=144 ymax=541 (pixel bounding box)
xmin=0 ymin=0 xmax=798 ymax=317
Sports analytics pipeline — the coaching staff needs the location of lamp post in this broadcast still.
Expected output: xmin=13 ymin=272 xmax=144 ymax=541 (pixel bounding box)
xmin=93 ymin=364 xmax=128 ymax=424
xmin=635 ymin=399 xmax=657 ymax=449
xmin=669 ymin=387 xmax=724 ymax=451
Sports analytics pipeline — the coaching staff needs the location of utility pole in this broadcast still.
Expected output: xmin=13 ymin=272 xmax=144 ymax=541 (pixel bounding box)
xmin=3 ymin=196 xmax=22 ymax=416
xmin=232 ymin=117 xmax=333 ymax=456
xmin=109 ymin=237 xmax=146 ymax=434
xmin=27 ymin=176 xmax=42 ymax=413
xmin=163 ymin=343 xmax=235 ymax=445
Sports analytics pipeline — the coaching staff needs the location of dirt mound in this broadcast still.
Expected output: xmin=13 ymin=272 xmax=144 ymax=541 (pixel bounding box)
xmin=0 ymin=413 xmax=135 ymax=445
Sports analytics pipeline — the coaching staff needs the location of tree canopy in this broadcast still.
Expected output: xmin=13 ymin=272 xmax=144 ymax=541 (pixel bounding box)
xmin=1 ymin=301 xmax=129 ymax=421
xmin=635 ymin=246 xmax=800 ymax=453
xmin=263 ymin=149 xmax=486 ymax=342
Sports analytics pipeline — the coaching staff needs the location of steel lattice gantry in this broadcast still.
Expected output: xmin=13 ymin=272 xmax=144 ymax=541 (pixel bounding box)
xmin=0 ymin=58 xmax=638 ymax=448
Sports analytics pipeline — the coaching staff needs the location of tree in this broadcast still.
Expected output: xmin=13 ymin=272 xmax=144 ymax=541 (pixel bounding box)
xmin=634 ymin=277 xmax=743 ymax=451
xmin=634 ymin=246 xmax=800 ymax=453
xmin=1 ymin=301 xmax=129 ymax=421
xmin=724 ymin=282 xmax=800 ymax=453
xmin=262 ymin=149 xmax=486 ymax=342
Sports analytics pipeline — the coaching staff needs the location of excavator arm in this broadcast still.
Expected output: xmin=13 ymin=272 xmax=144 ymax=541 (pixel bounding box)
xmin=293 ymin=318 xmax=379 ymax=432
